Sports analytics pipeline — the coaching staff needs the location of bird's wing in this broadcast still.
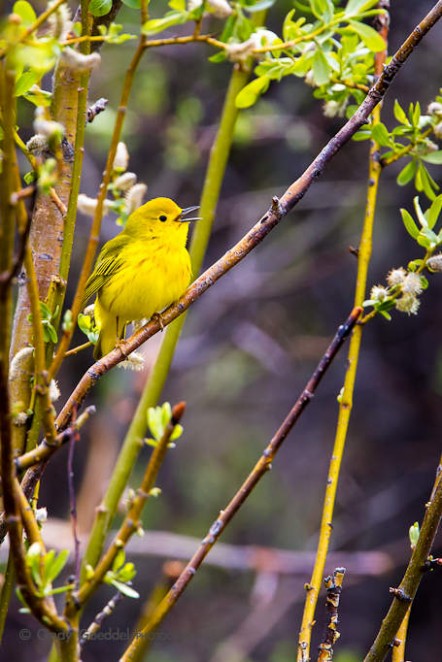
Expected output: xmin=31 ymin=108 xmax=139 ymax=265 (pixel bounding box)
xmin=83 ymin=234 xmax=127 ymax=305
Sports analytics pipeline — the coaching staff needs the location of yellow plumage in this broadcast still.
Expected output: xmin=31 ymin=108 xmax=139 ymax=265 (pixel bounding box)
xmin=84 ymin=197 xmax=197 ymax=358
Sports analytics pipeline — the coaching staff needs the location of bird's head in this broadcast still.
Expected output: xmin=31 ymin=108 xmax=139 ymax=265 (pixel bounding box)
xmin=125 ymin=197 xmax=199 ymax=243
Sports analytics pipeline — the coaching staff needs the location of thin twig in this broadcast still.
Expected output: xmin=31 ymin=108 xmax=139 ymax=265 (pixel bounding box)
xmin=64 ymin=341 xmax=92 ymax=357
xmin=119 ymin=308 xmax=361 ymax=658
xmin=19 ymin=0 xmax=65 ymax=42
xmin=80 ymin=592 xmax=123 ymax=647
xmin=67 ymin=408 xmax=81 ymax=587
xmin=15 ymin=406 xmax=96 ymax=472
xmin=73 ymin=403 xmax=186 ymax=610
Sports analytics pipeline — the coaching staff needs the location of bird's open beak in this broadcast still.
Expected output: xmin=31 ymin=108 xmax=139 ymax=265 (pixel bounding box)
xmin=179 ymin=205 xmax=201 ymax=222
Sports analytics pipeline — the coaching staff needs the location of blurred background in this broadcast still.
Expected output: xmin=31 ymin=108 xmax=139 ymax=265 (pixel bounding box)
xmin=5 ymin=0 xmax=442 ymax=660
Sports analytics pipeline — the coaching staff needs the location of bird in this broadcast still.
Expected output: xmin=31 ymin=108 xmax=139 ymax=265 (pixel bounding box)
xmin=83 ymin=197 xmax=199 ymax=359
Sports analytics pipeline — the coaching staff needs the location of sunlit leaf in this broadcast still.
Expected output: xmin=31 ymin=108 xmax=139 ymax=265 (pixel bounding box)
xmin=312 ymin=49 xmax=331 ymax=85
xmin=89 ymin=0 xmax=112 ymax=17
xmin=421 ymin=151 xmax=442 ymax=165
xmin=393 ymin=99 xmax=408 ymax=125
xmin=13 ymin=0 xmax=37 ymax=26
xmin=400 ymin=208 xmax=419 ymax=239
xmin=396 ymin=160 xmax=416 ymax=187
xmin=347 ymin=20 xmax=385 ymax=51
xmin=235 ymin=76 xmax=270 ymax=109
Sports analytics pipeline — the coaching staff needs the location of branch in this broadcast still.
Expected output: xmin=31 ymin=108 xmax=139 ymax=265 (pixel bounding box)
xmin=73 ymin=402 xmax=186 ymax=610
xmin=317 ymin=568 xmax=346 ymax=662
xmin=15 ymin=406 xmax=96 ymax=472
xmin=119 ymin=308 xmax=361 ymax=658
xmin=363 ymin=462 xmax=442 ymax=662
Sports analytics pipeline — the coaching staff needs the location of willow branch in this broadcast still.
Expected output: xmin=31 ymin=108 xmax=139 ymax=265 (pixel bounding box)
xmin=363 ymin=462 xmax=442 ymax=662
xmin=120 ymin=309 xmax=361 ymax=658
xmin=297 ymin=3 xmax=389 ymax=656
xmin=49 ymin=35 xmax=147 ymax=378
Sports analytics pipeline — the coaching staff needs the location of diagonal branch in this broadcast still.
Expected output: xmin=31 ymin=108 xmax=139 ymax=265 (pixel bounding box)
xmin=119 ymin=307 xmax=361 ymax=659
xmin=52 ymin=0 xmax=442 ymax=433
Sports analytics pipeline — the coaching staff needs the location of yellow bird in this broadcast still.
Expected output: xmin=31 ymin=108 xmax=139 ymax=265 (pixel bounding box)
xmin=83 ymin=197 xmax=199 ymax=359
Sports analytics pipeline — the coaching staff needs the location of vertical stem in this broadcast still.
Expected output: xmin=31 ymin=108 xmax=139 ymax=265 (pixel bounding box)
xmin=391 ymin=604 xmax=411 ymax=662
xmin=364 ymin=468 xmax=442 ymax=662
xmin=49 ymin=37 xmax=147 ymax=378
xmin=297 ymin=6 xmax=389 ymax=655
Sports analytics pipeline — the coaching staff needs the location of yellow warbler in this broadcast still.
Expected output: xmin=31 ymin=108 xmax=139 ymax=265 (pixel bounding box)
xmin=83 ymin=197 xmax=199 ymax=358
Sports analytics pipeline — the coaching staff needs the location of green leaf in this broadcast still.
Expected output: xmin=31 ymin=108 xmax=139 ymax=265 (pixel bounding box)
xmin=352 ymin=128 xmax=371 ymax=141
xmin=147 ymin=406 xmax=164 ymax=440
xmin=169 ymin=0 xmax=185 ymax=9
xmin=393 ymin=99 xmax=409 ymax=126
xmin=113 ymin=548 xmax=126 ymax=572
xmin=170 ymin=423 xmax=183 ymax=442
xmin=371 ymin=122 xmax=391 ymax=147
xmin=427 ymin=195 xmax=442 ymax=230
xmin=110 ymin=579 xmax=140 ymax=599
xmin=89 ymin=0 xmax=112 ymax=17
xmin=15 ymin=70 xmax=39 ymax=97
xmin=13 ymin=0 xmax=37 ymax=26
xmin=312 ymin=49 xmax=331 ymax=86
xmin=400 ymin=208 xmax=419 ymax=239
xmin=345 ymin=0 xmax=379 ymax=16
xmin=118 ymin=562 xmax=136 ymax=582
xmin=409 ymin=522 xmax=420 ymax=547
xmin=121 ymin=0 xmax=141 ymax=7
xmin=161 ymin=401 xmax=172 ymax=428
xmin=421 ymin=151 xmax=442 ymax=165
xmin=396 ymin=160 xmax=416 ymax=187
xmin=412 ymin=101 xmax=421 ymax=127
xmin=235 ymin=76 xmax=270 ymax=109
xmin=24 ymin=170 xmax=37 ymax=185
xmin=142 ymin=11 xmax=186 ymax=36
xmin=416 ymin=164 xmax=438 ymax=201
xmin=45 ymin=549 xmax=69 ymax=584
xmin=77 ymin=313 xmax=99 ymax=344
xmin=246 ymin=0 xmax=276 ymax=11
xmin=310 ymin=0 xmax=333 ymax=21
xmin=348 ymin=20 xmax=385 ymax=51
xmin=413 ymin=196 xmax=428 ymax=228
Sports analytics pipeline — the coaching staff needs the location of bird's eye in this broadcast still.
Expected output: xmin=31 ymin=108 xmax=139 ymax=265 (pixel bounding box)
xmin=159 ymin=214 xmax=167 ymax=222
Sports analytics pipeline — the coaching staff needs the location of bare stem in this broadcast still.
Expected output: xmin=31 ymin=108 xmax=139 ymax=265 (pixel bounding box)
xmin=317 ymin=568 xmax=346 ymax=662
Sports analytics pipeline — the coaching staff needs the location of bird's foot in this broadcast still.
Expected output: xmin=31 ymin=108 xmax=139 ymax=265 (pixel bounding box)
xmin=151 ymin=312 xmax=165 ymax=331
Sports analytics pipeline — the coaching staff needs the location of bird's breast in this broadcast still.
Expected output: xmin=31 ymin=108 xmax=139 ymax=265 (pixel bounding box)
xmin=99 ymin=241 xmax=191 ymax=322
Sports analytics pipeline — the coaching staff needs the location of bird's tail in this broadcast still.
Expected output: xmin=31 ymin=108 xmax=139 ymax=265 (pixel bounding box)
xmin=93 ymin=299 xmax=126 ymax=359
